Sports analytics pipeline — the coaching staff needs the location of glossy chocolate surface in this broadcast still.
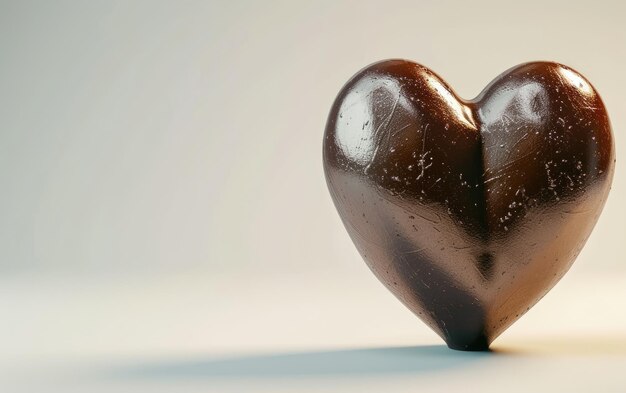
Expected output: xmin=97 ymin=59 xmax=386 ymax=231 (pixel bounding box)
xmin=323 ymin=60 xmax=614 ymax=351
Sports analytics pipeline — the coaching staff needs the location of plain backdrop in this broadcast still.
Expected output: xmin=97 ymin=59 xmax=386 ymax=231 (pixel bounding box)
xmin=1 ymin=0 xmax=624 ymax=276
xmin=1 ymin=1 xmax=625 ymax=392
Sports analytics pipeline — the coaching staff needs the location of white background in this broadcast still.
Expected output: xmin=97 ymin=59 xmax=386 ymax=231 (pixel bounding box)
xmin=1 ymin=1 xmax=625 ymax=391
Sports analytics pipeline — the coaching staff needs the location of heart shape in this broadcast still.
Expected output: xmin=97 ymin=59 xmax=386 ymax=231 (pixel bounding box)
xmin=323 ymin=60 xmax=614 ymax=351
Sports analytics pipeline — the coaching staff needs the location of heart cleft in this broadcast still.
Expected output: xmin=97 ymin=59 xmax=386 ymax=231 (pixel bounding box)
xmin=323 ymin=60 xmax=615 ymax=351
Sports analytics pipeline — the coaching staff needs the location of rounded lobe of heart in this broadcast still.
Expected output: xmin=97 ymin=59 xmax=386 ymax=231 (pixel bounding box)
xmin=323 ymin=59 xmax=614 ymax=351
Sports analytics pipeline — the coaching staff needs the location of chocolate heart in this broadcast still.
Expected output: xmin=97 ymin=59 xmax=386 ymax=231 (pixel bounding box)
xmin=323 ymin=60 xmax=614 ymax=351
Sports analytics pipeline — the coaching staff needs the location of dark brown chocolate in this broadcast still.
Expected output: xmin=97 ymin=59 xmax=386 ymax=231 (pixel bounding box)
xmin=323 ymin=60 xmax=614 ymax=351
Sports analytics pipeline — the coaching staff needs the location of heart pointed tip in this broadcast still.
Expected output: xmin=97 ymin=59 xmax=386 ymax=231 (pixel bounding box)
xmin=445 ymin=335 xmax=492 ymax=352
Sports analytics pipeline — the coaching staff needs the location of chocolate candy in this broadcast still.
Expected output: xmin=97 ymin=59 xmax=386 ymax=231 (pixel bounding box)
xmin=323 ymin=60 xmax=614 ymax=351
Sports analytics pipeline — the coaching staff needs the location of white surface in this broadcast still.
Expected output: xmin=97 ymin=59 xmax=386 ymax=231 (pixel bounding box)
xmin=2 ymin=265 xmax=626 ymax=392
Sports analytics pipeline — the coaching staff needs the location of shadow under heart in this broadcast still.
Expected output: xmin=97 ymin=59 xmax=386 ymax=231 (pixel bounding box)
xmin=110 ymin=345 xmax=494 ymax=380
